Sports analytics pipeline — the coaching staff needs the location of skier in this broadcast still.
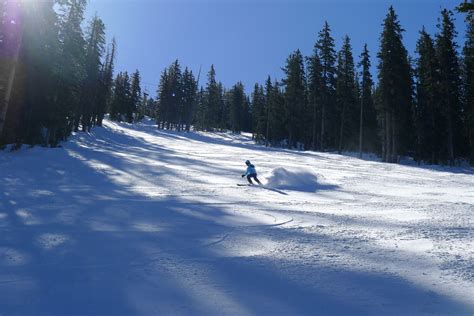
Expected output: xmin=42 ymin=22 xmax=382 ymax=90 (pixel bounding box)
xmin=242 ymin=160 xmax=261 ymax=185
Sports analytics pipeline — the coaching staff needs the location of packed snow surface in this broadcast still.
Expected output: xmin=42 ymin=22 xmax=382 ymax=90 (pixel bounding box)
xmin=1 ymin=118 xmax=473 ymax=315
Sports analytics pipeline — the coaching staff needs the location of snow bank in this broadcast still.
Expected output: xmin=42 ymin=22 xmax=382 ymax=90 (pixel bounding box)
xmin=265 ymin=167 xmax=325 ymax=192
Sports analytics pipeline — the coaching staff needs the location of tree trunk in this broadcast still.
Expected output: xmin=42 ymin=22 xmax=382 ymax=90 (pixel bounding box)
xmin=338 ymin=102 xmax=346 ymax=154
xmin=311 ymin=100 xmax=317 ymax=150
xmin=359 ymin=97 xmax=364 ymax=159
xmin=320 ymin=104 xmax=325 ymax=151
xmin=0 ymin=60 xmax=19 ymax=140
xmin=447 ymin=113 xmax=454 ymax=166
xmin=391 ymin=111 xmax=397 ymax=163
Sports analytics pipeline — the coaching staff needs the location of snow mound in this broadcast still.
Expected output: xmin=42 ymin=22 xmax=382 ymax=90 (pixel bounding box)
xmin=265 ymin=167 xmax=325 ymax=192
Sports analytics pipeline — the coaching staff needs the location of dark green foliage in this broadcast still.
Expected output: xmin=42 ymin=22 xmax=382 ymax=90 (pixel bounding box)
xmin=358 ymin=44 xmax=379 ymax=155
xmin=335 ymin=36 xmax=357 ymax=152
xmin=1 ymin=0 xmax=115 ymax=147
xmin=129 ymin=70 xmax=141 ymax=123
xmin=414 ymin=28 xmax=442 ymax=164
xmin=457 ymin=1 xmax=474 ymax=13
xmin=377 ymin=6 xmax=414 ymax=162
xmin=251 ymin=83 xmax=266 ymax=141
xmin=79 ymin=15 xmax=106 ymax=132
xmin=282 ymin=49 xmax=306 ymax=149
xmin=435 ymin=9 xmax=465 ymax=165
xmin=155 ymin=61 xmax=196 ymax=131
xmin=464 ymin=13 xmax=474 ymax=164
xmin=228 ymin=82 xmax=246 ymax=133
xmin=182 ymin=68 xmax=198 ymax=131
xmin=316 ymin=22 xmax=337 ymax=150
xmin=2 ymin=1 xmax=471 ymax=167
xmin=306 ymin=46 xmax=323 ymax=150
xmin=96 ymin=39 xmax=116 ymax=127
xmin=110 ymin=72 xmax=131 ymax=122
xmin=203 ymin=65 xmax=221 ymax=131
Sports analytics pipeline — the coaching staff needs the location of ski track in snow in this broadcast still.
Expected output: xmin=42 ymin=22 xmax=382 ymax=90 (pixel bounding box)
xmin=0 ymin=118 xmax=473 ymax=315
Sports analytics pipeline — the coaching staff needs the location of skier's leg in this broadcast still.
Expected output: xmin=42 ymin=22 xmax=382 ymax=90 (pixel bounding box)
xmin=247 ymin=175 xmax=254 ymax=184
xmin=254 ymin=176 xmax=262 ymax=185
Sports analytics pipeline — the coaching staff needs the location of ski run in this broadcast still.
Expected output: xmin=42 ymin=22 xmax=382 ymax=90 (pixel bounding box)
xmin=0 ymin=118 xmax=473 ymax=315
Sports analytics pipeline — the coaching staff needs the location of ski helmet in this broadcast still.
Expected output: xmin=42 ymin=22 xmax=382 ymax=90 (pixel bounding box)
xmin=245 ymin=160 xmax=251 ymax=165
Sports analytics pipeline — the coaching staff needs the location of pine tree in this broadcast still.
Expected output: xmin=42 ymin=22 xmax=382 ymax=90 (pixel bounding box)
xmin=251 ymin=83 xmax=266 ymax=141
xmin=58 ymin=0 xmax=87 ymax=134
xmin=130 ymin=70 xmax=141 ymax=122
xmin=167 ymin=60 xmax=183 ymax=129
xmin=316 ymin=22 xmax=337 ymax=150
xmin=377 ymin=6 xmax=414 ymax=162
xmin=15 ymin=0 xmax=62 ymax=146
xmin=264 ymin=77 xmax=274 ymax=146
xmin=156 ymin=68 xmax=169 ymax=128
xmin=110 ymin=72 xmax=131 ymax=122
xmin=464 ymin=13 xmax=474 ymax=164
xmin=217 ymin=82 xmax=226 ymax=130
xmin=228 ymin=82 xmax=245 ymax=133
xmin=335 ymin=35 xmax=357 ymax=153
xmin=436 ymin=9 xmax=464 ymax=165
xmin=306 ymin=46 xmax=323 ymax=150
xmin=194 ymin=87 xmax=206 ymax=131
xmin=243 ymin=95 xmax=252 ymax=133
xmin=282 ymin=49 xmax=306 ymax=149
xmin=0 ymin=0 xmax=26 ymax=144
xmin=457 ymin=1 xmax=474 ymax=13
xmin=80 ymin=15 xmax=106 ymax=132
xmin=415 ymin=28 xmax=441 ymax=163
xmin=182 ymin=67 xmax=197 ymax=132
xmin=96 ymin=38 xmax=116 ymax=127
xmin=358 ymin=43 xmax=378 ymax=156
xmin=203 ymin=65 xmax=220 ymax=130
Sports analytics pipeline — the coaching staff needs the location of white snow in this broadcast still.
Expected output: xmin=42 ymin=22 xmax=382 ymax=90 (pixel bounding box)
xmin=0 ymin=118 xmax=473 ymax=315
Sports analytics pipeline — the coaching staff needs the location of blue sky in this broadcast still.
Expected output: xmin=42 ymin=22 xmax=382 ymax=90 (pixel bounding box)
xmin=85 ymin=0 xmax=467 ymax=96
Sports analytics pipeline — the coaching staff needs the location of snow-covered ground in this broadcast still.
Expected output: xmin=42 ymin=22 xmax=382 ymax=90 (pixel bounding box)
xmin=1 ymin=118 xmax=473 ymax=315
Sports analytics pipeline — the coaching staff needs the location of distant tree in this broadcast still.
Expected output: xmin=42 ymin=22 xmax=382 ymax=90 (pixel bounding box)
xmin=194 ymin=87 xmax=206 ymax=131
xmin=306 ymin=46 xmax=323 ymax=150
xmin=79 ymin=15 xmax=106 ymax=132
xmin=335 ymin=35 xmax=357 ymax=153
xmin=156 ymin=68 xmax=169 ymax=128
xmin=182 ymin=67 xmax=197 ymax=132
xmin=464 ymin=13 xmax=474 ymax=164
xmin=199 ymin=65 xmax=220 ymax=130
xmin=217 ymin=82 xmax=226 ymax=130
xmin=457 ymin=0 xmax=474 ymax=13
xmin=377 ymin=6 xmax=414 ymax=162
xmin=96 ymin=38 xmax=116 ymax=127
xmin=251 ymin=83 xmax=266 ymax=141
xmin=282 ymin=49 xmax=306 ymax=148
xmin=316 ymin=22 xmax=337 ymax=150
xmin=58 ymin=0 xmax=87 ymax=134
xmin=227 ymin=82 xmax=246 ymax=133
xmin=130 ymin=70 xmax=142 ymax=122
xmin=109 ymin=72 xmax=132 ymax=122
xmin=414 ymin=28 xmax=441 ymax=163
xmin=358 ymin=44 xmax=378 ymax=156
xmin=436 ymin=9 xmax=465 ymax=165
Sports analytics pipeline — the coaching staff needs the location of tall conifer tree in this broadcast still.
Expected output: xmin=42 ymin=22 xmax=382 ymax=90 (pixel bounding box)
xmin=464 ymin=13 xmax=474 ymax=164
xmin=436 ymin=9 xmax=464 ymax=165
xmin=282 ymin=49 xmax=306 ymax=149
xmin=377 ymin=6 xmax=413 ymax=162
xmin=335 ymin=35 xmax=357 ymax=152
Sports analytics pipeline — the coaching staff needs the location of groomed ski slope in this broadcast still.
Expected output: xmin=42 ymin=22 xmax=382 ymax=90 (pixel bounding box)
xmin=0 ymin=118 xmax=473 ymax=315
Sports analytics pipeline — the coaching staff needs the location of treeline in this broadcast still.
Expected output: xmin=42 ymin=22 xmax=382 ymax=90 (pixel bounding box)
xmin=1 ymin=2 xmax=473 ymax=166
xmin=0 ymin=0 xmax=116 ymax=147
xmin=152 ymin=6 xmax=473 ymax=165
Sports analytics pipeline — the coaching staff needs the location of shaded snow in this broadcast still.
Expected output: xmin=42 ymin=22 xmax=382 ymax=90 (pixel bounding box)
xmin=0 ymin=118 xmax=473 ymax=315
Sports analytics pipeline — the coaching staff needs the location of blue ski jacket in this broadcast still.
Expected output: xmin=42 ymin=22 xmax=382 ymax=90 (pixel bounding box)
xmin=244 ymin=164 xmax=257 ymax=176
